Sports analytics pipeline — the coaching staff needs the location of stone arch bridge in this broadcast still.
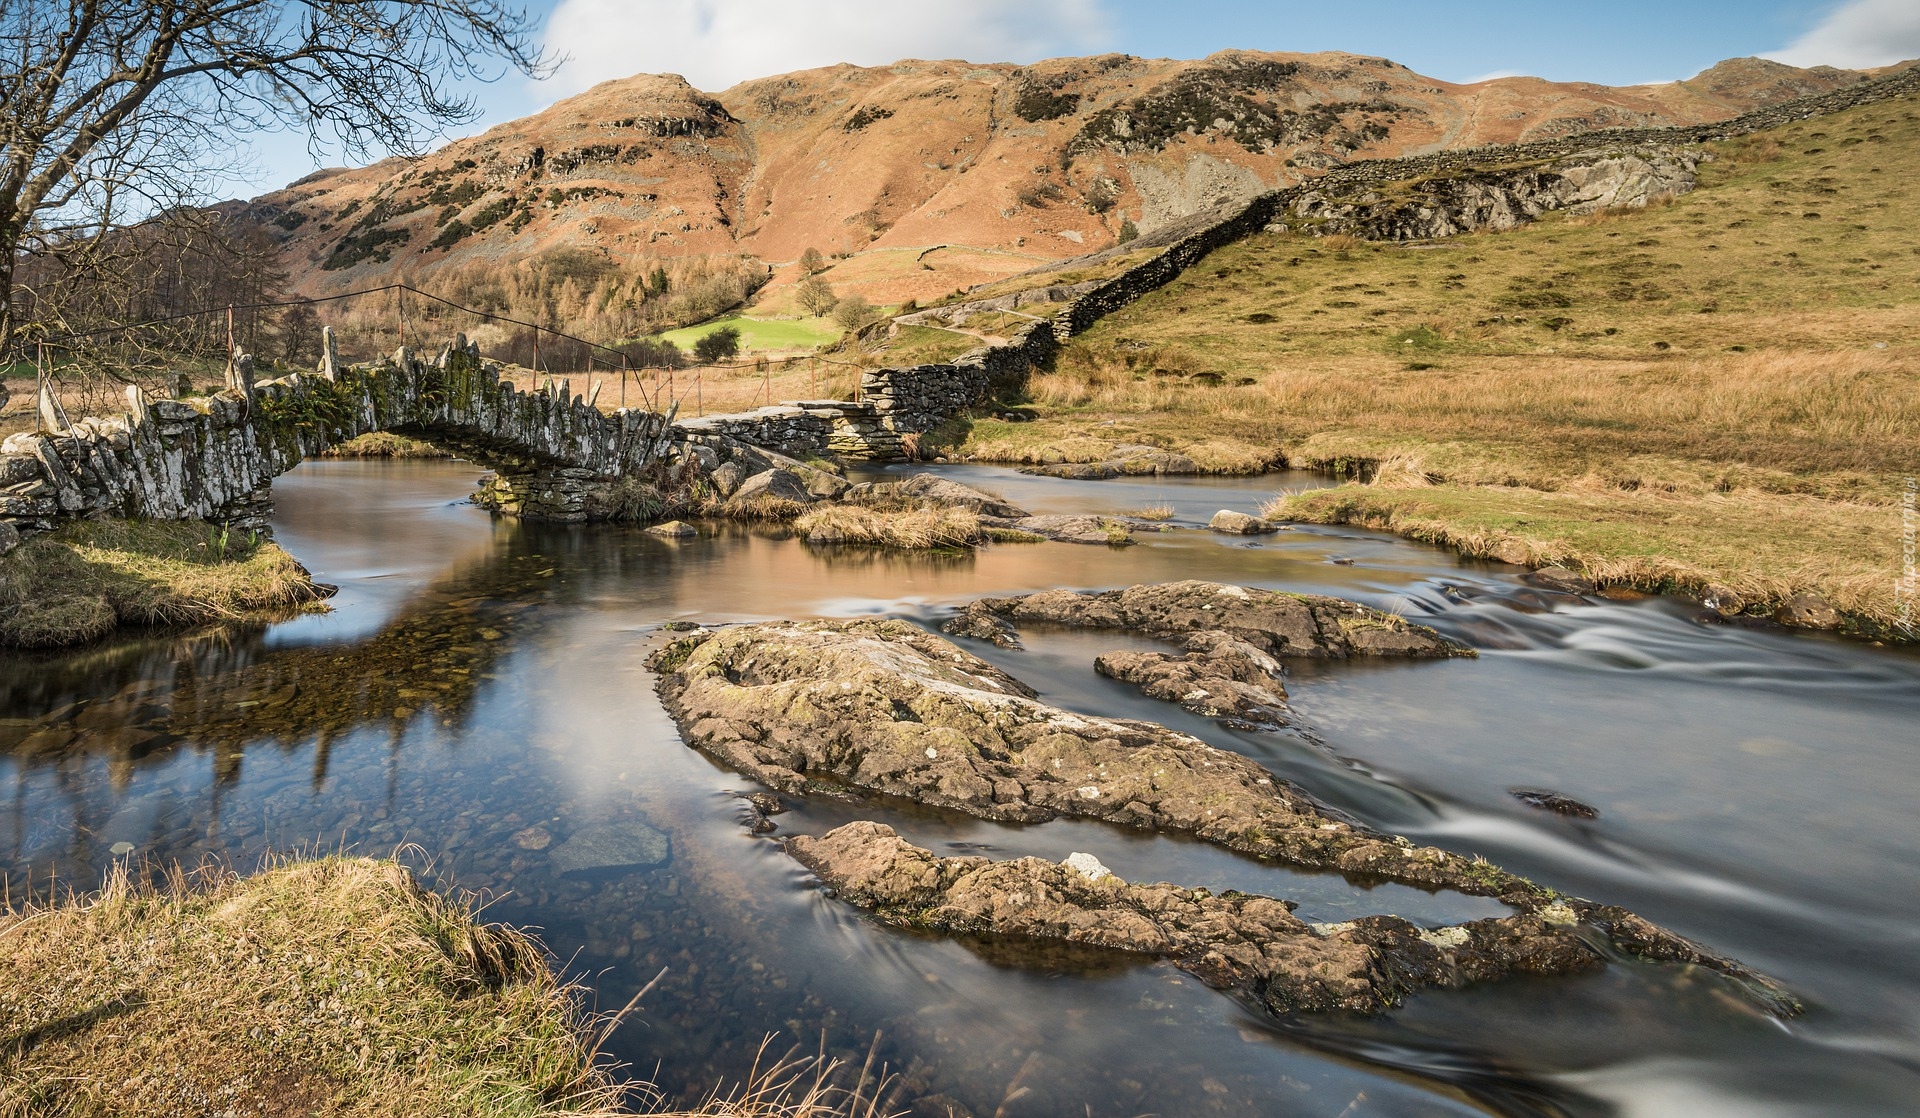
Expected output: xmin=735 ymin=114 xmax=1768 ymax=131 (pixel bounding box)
xmin=0 ymin=337 xmax=698 ymax=532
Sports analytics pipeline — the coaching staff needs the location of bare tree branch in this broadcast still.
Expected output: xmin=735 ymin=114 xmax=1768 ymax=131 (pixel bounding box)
xmin=0 ymin=0 xmax=551 ymax=358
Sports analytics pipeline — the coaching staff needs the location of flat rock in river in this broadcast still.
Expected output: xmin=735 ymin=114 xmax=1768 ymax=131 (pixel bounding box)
xmin=978 ymin=514 xmax=1132 ymax=545
xmin=945 ymin=581 xmax=1467 ymax=722
xmin=650 ymin=617 xmax=1483 ymax=888
xmin=651 ymin=617 xmax=1796 ymax=1013
xmin=970 ymin=581 xmax=1472 ymax=659
xmin=1095 ymin=630 xmax=1292 ymax=728
xmin=789 ymin=821 xmax=1603 ymax=1015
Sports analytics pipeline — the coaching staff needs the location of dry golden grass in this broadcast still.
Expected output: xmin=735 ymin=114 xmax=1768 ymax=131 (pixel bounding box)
xmin=949 ymin=95 xmax=1920 ymax=633
xmin=1126 ymin=504 xmax=1176 ymax=521
xmin=322 ymin=431 xmax=453 ymax=458
xmin=795 ymin=504 xmax=981 ymax=548
xmin=1269 ymin=484 xmax=1898 ymax=631
xmin=1011 ymin=346 xmax=1917 ymax=498
xmin=0 ymin=856 xmax=627 ymax=1117
xmin=0 ymin=858 xmax=904 ymax=1118
xmin=0 ymin=520 xmax=330 ymax=648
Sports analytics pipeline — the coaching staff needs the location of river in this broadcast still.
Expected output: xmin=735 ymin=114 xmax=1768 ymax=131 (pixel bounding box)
xmin=3 ymin=457 xmax=1917 ymax=1117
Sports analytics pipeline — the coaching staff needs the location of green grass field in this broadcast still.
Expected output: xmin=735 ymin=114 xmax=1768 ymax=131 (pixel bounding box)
xmin=657 ymin=314 xmax=843 ymax=355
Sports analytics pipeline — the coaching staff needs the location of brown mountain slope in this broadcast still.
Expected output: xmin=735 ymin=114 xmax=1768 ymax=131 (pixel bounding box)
xmin=251 ymin=50 xmax=1884 ymax=319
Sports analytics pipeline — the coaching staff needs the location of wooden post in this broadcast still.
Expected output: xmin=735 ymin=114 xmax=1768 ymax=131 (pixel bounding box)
xmin=36 ymin=342 xmax=71 ymax=433
xmin=34 ymin=342 xmax=48 ymax=433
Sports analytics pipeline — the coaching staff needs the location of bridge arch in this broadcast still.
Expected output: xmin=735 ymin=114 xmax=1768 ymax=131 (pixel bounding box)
xmin=0 ymin=336 xmax=676 ymax=532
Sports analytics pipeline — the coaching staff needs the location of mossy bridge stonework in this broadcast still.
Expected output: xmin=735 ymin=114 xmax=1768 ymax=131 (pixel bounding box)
xmin=0 ymin=339 xmax=694 ymax=532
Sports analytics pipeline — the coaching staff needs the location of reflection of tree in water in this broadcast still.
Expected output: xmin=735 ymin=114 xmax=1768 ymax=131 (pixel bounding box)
xmin=0 ymin=532 xmax=597 ymax=887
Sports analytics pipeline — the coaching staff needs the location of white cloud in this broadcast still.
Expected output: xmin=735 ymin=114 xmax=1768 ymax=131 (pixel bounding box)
xmin=1767 ymin=0 xmax=1920 ymax=70
xmin=540 ymin=0 xmax=1114 ymax=96
xmin=1458 ymin=69 xmax=1527 ymax=85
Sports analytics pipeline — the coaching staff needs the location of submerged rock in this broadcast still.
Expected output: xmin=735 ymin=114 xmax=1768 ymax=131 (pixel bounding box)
xmin=1510 ymin=788 xmax=1600 ymax=819
xmin=790 ymin=822 xmax=1605 ymax=1016
xmin=645 ymin=520 xmax=697 ymax=538
xmin=1526 ymin=566 xmax=1597 ymax=594
xmin=548 ymin=821 xmax=670 ymax=874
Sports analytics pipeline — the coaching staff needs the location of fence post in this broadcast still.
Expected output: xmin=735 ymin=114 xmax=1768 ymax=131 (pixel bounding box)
xmin=321 ymin=326 xmax=340 ymax=380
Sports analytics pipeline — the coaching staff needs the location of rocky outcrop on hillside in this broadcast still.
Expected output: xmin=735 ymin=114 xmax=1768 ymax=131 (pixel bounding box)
xmin=1279 ymin=145 xmax=1704 ymax=240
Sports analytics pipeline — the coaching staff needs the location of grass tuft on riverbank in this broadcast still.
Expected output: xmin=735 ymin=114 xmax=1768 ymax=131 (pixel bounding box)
xmin=0 ymin=520 xmax=331 ymax=649
xmin=795 ymin=504 xmax=980 ymax=548
xmin=952 ymin=92 xmax=1920 ymax=635
xmin=322 ymin=431 xmax=454 ymax=458
xmin=0 ymin=856 xmax=625 ymax=1116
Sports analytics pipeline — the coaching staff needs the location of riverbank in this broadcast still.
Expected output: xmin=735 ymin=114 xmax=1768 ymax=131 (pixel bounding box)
xmin=0 ymin=856 xmax=622 ymax=1116
xmin=936 ymin=94 xmax=1919 ymax=640
xmin=0 ymin=519 xmax=332 ymax=649
xmin=0 ymin=856 xmax=893 ymax=1117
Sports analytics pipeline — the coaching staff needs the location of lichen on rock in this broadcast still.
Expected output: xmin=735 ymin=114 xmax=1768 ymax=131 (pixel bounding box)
xmin=943 ymin=580 xmax=1469 ymax=726
xmin=789 ymin=821 xmax=1606 ymax=1015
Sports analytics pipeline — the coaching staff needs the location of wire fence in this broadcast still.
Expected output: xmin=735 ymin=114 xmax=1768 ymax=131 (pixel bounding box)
xmin=18 ymin=281 xmax=876 ymax=429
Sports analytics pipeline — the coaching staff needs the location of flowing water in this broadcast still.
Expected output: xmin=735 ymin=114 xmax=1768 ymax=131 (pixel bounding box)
xmin=3 ymin=457 xmax=1918 ymax=1117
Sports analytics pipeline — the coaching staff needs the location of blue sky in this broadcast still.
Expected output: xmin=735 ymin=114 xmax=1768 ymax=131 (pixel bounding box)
xmin=233 ymin=0 xmax=1920 ymax=197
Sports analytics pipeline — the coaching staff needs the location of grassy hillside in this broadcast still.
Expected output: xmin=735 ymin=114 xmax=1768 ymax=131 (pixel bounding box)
xmin=949 ymin=94 xmax=1920 ymax=635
